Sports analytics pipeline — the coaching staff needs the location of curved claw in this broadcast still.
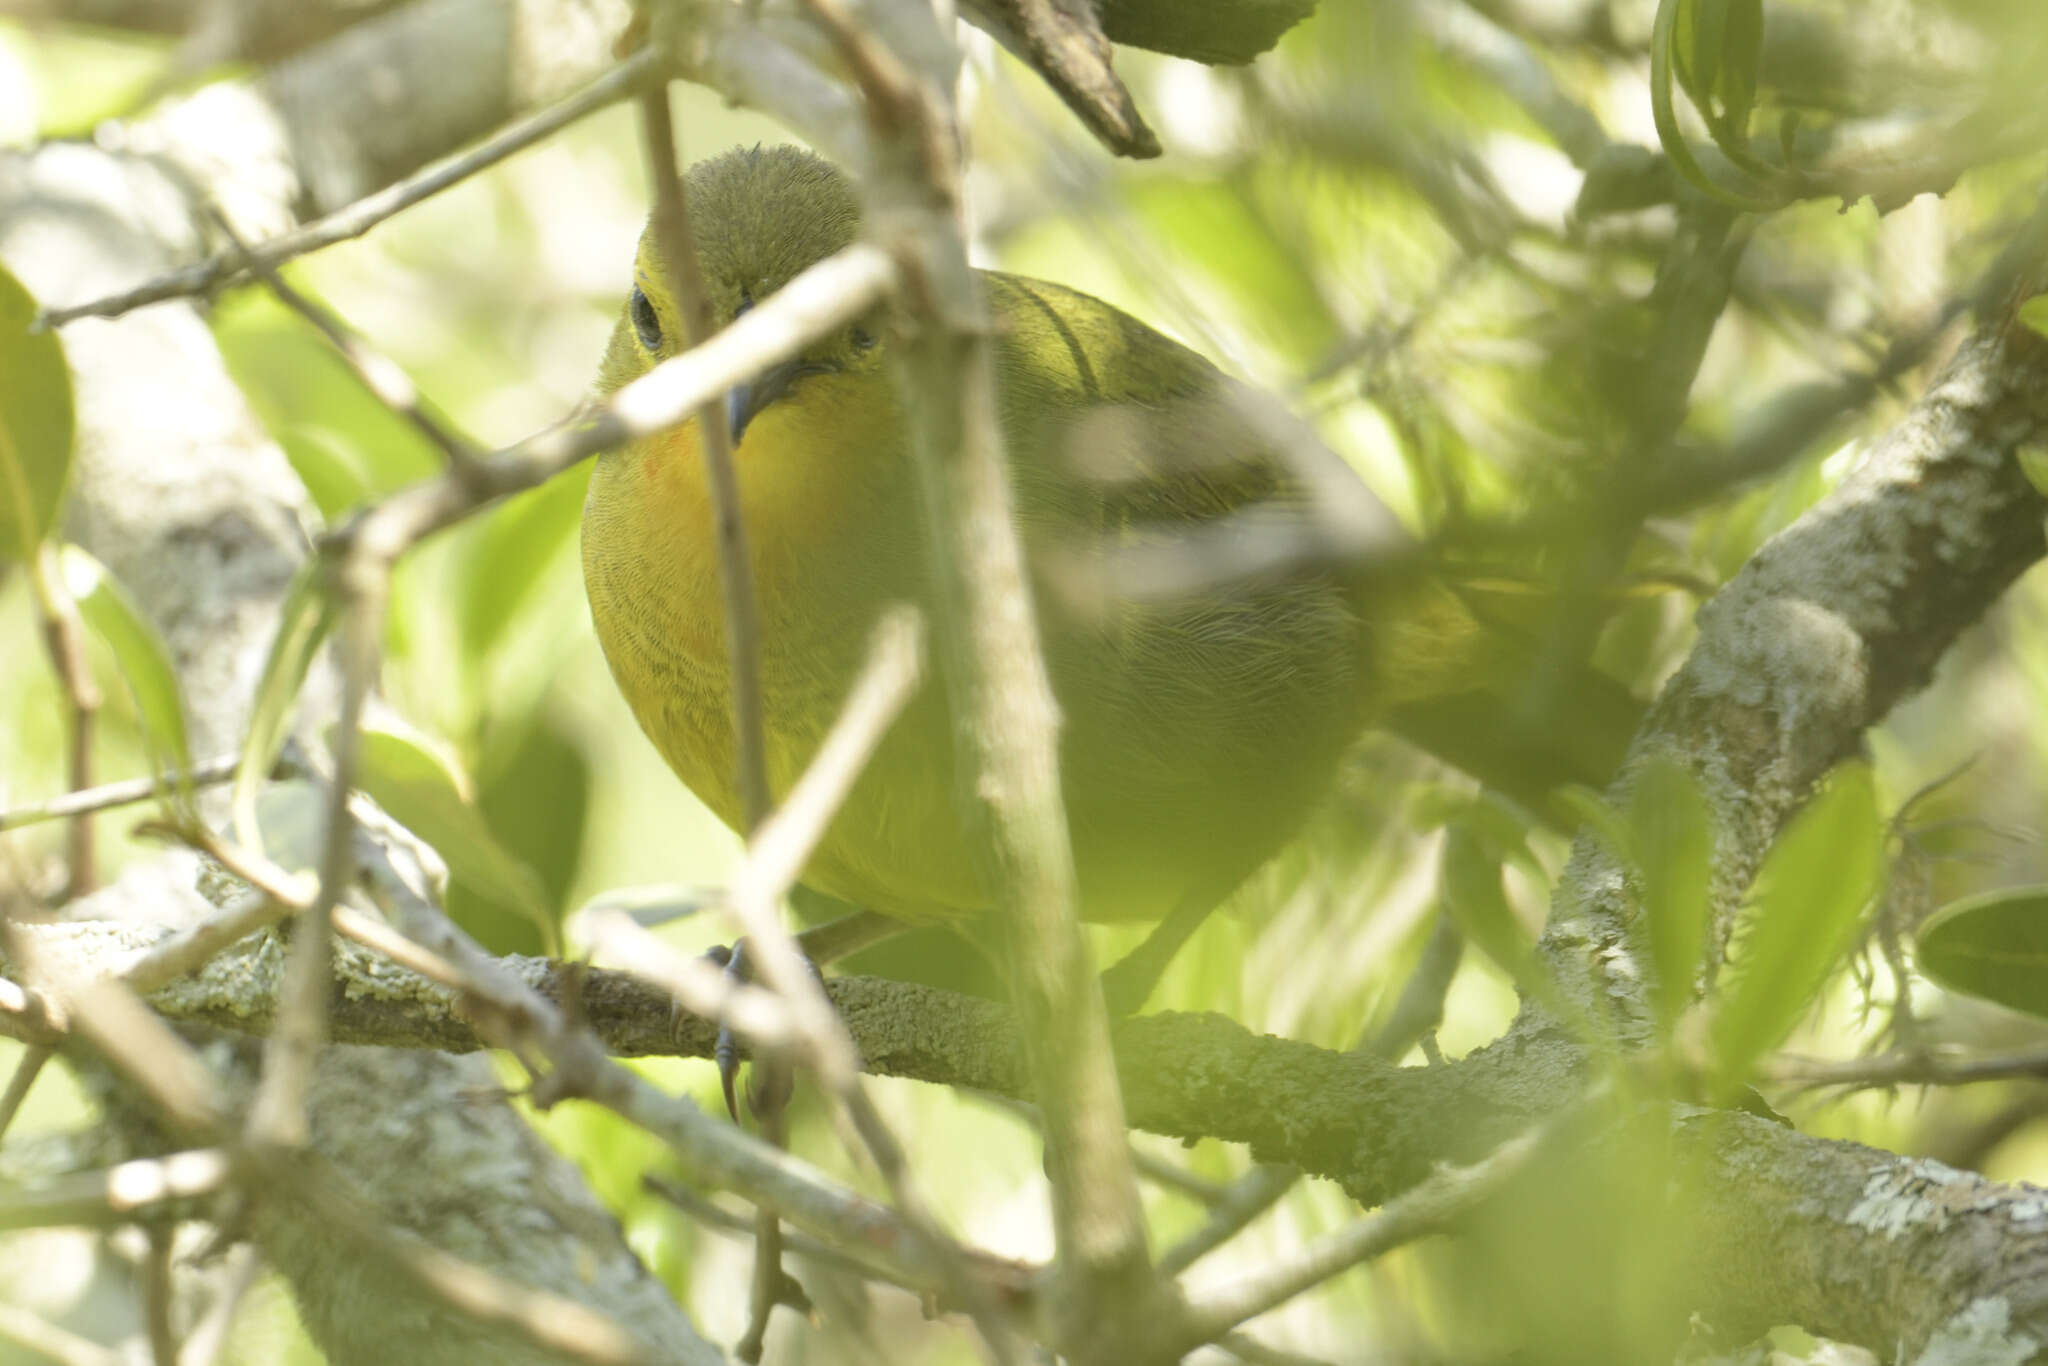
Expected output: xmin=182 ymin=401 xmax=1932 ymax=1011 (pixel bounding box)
xmin=707 ymin=934 xmax=833 ymax=1123
xmin=714 ymin=940 xmax=748 ymax=1120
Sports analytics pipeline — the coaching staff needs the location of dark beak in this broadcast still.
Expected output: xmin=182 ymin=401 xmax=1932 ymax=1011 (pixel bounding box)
xmin=727 ymin=358 xmax=837 ymax=444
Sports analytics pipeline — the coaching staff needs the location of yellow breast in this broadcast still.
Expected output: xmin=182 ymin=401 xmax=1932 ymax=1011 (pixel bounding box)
xmin=580 ymin=371 xmax=993 ymax=921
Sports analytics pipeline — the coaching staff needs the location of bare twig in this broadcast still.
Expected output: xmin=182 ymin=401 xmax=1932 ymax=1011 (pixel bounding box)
xmin=0 ymin=1300 xmax=123 ymax=1366
xmin=0 ymin=1044 xmax=51 ymax=1142
xmin=729 ymin=608 xmax=924 ymax=932
xmin=1768 ymin=1045 xmax=2048 ymax=1091
xmin=1160 ymin=909 xmax=1468 ymax=1278
xmin=0 ymin=756 xmax=239 ymax=832
xmin=1169 ymin=1103 xmax=1561 ymax=1354
xmin=27 ymin=544 xmax=104 ymax=897
xmin=176 ymin=1243 xmax=259 ymax=1366
xmin=0 ymin=1148 xmax=231 ymax=1232
xmin=323 ymin=238 xmax=895 ymax=558
xmin=143 ymin=1226 xmax=181 ymax=1366
xmin=244 ymin=574 xmax=377 ymax=1150
xmin=581 ymin=910 xmax=803 ymax=1057
xmin=208 ymin=209 xmax=482 ymax=470
xmin=645 ymin=1173 xmax=1039 ymax=1311
xmin=639 ymin=80 xmax=772 ymax=834
xmin=37 ymin=51 xmax=660 ymax=328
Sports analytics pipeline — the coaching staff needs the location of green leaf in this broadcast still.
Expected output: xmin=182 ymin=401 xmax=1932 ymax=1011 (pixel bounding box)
xmin=0 ymin=262 xmax=75 ymax=562
xmin=1716 ymin=0 xmax=1763 ymax=138
xmin=280 ymin=425 xmax=377 ymax=522
xmin=2019 ymin=295 xmax=2048 ymax=341
xmin=248 ymin=781 xmax=331 ymax=883
xmin=1552 ymin=784 xmax=1637 ymax=867
xmin=1710 ymin=763 xmax=1884 ymax=1086
xmin=354 ymin=717 xmax=559 ymax=955
xmin=1649 ymin=0 xmax=1780 ymax=211
xmin=1669 ymin=0 xmax=1723 ymax=123
xmin=1442 ymin=821 xmax=1540 ymax=992
xmin=1917 ymin=886 xmax=2048 ymax=1020
xmin=2016 ymin=445 xmax=2048 ymax=498
xmin=234 ymin=558 xmax=340 ymax=850
xmin=455 ymin=471 xmax=586 ymax=677
xmin=1628 ymin=757 xmax=1715 ymax=1035
xmin=1673 ymin=0 xmax=1763 ymax=136
xmin=213 ymin=291 xmax=440 ymax=505
xmin=58 ymin=545 xmax=192 ymax=800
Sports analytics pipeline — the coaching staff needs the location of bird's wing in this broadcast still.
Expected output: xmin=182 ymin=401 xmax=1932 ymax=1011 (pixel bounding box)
xmin=982 ymin=271 xmax=1304 ymax=536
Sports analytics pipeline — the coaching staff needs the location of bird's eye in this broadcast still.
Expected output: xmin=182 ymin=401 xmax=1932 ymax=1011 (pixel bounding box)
xmin=734 ymin=288 xmax=754 ymax=320
xmin=629 ymin=285 xmax=662 ymax=352
xmin=850 ymin=327 xmax=876 ymax=351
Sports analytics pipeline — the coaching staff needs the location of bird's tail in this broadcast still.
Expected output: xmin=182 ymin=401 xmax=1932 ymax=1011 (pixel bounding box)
xmin=1365 ymin=575 xmax=1644 ymax=817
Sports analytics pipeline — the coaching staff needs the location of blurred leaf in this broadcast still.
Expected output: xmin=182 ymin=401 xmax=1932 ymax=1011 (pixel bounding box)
xmin=250 ymin=781 xmax=331 ymax=883
xmin=1669 ymin=0 xmax=1725 ymax=124
xmin=1130 ymin=174 xmax=1341 ymax=365
xmin=22 ymin=24 xmax=169 ymax=138
xmin=58 ymin=545 xmax=192 ymax=799
xmin=1672 ymin=0 xmax=1762 ymax=137
xmin=0 ymin=262 xmax=74 ymax=562
xmin=280 ymin=425 xmax=377 ymax=522
xmin=1917 ymin=885 xmax=2048 ymax=1020
xmin=1552 ymin=784 xmax=1637 ymax=867
xmin=2019 ymin=295 xmax=2048 ymax=341
xmin=1628 ymin=756 xmax=1715 ymax=1035
xmin=1650 ymin=0 xmax=1779 ymax=211
xmin=2016 ymin=445 xmax=2048 ymax=498
xmin=213 ymin=291 xmax=441 ymax=511
xmin=1441 ymin=821 xmax=1539 ymax=990
xmin=447 ymin=710 xmax=590 ymax=957
xmin=355 ymin=715 xmax=559 ymax=955
xmin=235 ymin=558 xmax=339 ymax=850
xmin=455 ymin=471 xmax=588 ymax=702
xmin=1714 ymin=0 xmax=1764 ymax=151
xmin=1710 ymin=763 xmax=1883 ymax=1087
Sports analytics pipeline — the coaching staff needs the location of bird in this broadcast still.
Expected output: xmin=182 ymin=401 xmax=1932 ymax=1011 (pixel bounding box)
xmin=581 ymin=144 xmax=1635 ymax=1011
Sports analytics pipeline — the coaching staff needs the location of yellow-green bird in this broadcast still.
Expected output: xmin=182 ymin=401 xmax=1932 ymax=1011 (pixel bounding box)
xmin=582 ymin=145 xmax=1630 ymax=997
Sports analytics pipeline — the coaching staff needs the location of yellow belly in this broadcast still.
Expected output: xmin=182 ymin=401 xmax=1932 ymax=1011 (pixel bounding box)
xmin=581 ymin=371 xmax=1375 ymax=928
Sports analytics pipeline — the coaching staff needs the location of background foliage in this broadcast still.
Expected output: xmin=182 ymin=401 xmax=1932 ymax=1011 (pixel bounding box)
xmin=4 ymin=1 xmax=2048 ymax=1361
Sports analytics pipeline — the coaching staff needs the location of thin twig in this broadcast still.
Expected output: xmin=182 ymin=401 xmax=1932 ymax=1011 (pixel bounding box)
xmin=644 ymin=1174 xmax=1039 ymax=1310
xmin=0 ymin=1300 xmax=124 ymax=1366
xmin=638 ymin=75 xmax=799 ymax=1360
xmin=816 ymin=2 xmax=1156 ymax=1350
xmin=176 ymin=1243 xmax=260 ymax=1366
xmin=639 ymin=81 xmax=772 ymax=834
xmin=16 ymin=920 xmax=667 ymax=1366
xmin=0 ymin=1148 xmax=231 ymax=1233
xmin=245 ymin=573 xmax=378 ymax=1150
xmin=28 ymin=544 xmax=103 ymax=897
xmin=1768 ymin=1045 xmax=2048 ymax=1091
xmin=1169 ymin=1101 xmax=1563 ymax=1354
xmin=1159 ymin=911 xmax=1467 ymax=1278
xmin=729 ymin=608 xmax=924 ymax=934
xmin=321 ymin=238 xmax=895 ymax=559
xmin=0 ymin=756 xmax=239 ymax=832
xmin=329 ymin=805 xmax=977 ymax=1291
xmin=37 ymin=51 xmax=660 ymax=328
xmin=0 ymin=1045 xmax=51 ymax=1143
xmin=208 ymin=209 xmax=483 ymax=471
xmin=580 ymin=909 xmax=803 ymax=1058
xmin=972 ymin=1091 xmax=1228 ymax=1206
xmin=143 ymin=1226 xmax=181 ymax=1366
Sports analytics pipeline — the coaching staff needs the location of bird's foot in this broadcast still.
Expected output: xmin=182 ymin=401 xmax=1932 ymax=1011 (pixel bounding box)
xmin=708 ymin=936 xmax=819 ymax=1122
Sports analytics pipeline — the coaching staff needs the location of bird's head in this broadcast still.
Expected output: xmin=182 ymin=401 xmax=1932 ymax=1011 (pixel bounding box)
xmin=601 ymin=145 xmax=886 ymax=444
